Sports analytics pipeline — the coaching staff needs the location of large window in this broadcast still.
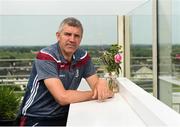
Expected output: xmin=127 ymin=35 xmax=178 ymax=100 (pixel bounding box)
xmin=158 ymin=0 xmax=180 ymax=113
xmin=127 ymin=0 xmax=153 ymax=93
xmin=0 ymin=15 xmax=118 ymax=87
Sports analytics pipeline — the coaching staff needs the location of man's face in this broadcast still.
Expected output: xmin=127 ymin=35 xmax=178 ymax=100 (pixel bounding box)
xmin=56 ymin=24 xmax=82 ymax=56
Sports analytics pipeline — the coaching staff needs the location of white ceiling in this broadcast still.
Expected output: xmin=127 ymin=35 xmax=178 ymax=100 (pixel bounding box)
xmin=0 ymin=0 xmax=149 ymax=15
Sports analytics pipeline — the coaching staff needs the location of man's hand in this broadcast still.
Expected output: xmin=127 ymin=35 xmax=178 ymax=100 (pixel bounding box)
xmin=92 ymin=78 xmax=114 ymax=101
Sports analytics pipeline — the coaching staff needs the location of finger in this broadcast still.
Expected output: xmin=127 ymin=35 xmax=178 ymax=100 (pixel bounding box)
xmin=100 ymin=93 xmax=104 ymax=101
xmin=98 ymin=95 xmax=103 ymax=101
xmin=109 ymin=90 xmax=114 ymax=97
xmin=99 ymin=88 xmax=108 ymax=100
xmin=102 ymin=87 xmax=110 ymax=99
xmin=92 ymin=88 xmax=97 ymax=99
xmin=99 ymin=91 xmax=106 ymax=101
xmin=97 ymin=90 xmax=102 ymax=101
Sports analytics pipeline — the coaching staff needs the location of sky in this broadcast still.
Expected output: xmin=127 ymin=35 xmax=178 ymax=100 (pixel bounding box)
xmin=0 ymin=15 xmax=117 ymax=46
xmin=0 ymin=0 xmax=150 ymax=46
xmin=0 ymin=0 xmax=179 ymax=46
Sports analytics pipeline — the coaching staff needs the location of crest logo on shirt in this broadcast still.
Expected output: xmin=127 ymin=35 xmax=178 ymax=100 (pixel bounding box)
xmin=60 ymin=64 xmax=65 ymax=68
xmin=59 ymin=74 xmax=65 ymax=78
xmin=75 ymin=69 xmax=79 ymax=78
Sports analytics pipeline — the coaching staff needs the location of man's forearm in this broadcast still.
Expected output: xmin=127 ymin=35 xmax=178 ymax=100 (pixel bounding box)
xmin=44 ymin=78 xmax=96 ymax=106
xmin=56 ymin=90 xmax=95 ymax=105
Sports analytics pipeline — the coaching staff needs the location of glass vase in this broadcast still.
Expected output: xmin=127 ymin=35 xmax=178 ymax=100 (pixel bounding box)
xmin=107 ymin=72 xmax=119 ymax=93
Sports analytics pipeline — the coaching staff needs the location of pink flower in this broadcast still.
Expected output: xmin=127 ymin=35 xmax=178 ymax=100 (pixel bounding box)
xmin=176 ymin=54 xmax=180 ymax=60
xmin=114 ymin=53 xmax=122 ymax=63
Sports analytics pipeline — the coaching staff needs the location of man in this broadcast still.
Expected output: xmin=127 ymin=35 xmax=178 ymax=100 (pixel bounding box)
xmin=18 ymin=17 xmax=114 ymax=126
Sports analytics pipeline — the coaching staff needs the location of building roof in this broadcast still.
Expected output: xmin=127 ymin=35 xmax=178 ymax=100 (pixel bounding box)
xmin=135 ymin=66 xmax=152 ymax=74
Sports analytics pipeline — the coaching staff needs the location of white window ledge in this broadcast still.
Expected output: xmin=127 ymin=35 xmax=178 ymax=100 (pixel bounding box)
xmin=67 ymin=77 xmax=180 ymax=127
xmin=159 ymin=75 xmax=180 ymax=86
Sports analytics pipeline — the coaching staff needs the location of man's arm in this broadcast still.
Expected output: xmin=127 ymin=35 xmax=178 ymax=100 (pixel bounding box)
xmin=44 ymin=78 xmax=95 ymax=106
xmin=86 ymin=74 xmax=114 ymax=101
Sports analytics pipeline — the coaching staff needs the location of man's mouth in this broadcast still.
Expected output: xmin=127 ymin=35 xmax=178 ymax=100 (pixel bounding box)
xmin=66 ymin=43 xmax=77 ymax=49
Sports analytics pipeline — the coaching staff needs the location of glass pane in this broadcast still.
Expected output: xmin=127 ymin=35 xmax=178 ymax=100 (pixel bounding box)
xmin=127 ymin=1 xmax=153 ymax=93
xmin=0 ymin=15 xmax=117 ymax=86
xmin=158 ymin=0 xmax=180 ymax=113
xmin=172 ymin=0 xmax=180 ymax=113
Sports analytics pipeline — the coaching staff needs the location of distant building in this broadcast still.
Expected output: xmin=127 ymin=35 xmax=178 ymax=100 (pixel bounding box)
xmin=134 ymin=66 xmax=153 ymax=79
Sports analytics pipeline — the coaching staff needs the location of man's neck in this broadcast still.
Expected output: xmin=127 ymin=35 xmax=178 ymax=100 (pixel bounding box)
xmin=64 ymin=54 xmax=72 ymax=62
xmin=60 ymin=49 xmax=73 ymax=62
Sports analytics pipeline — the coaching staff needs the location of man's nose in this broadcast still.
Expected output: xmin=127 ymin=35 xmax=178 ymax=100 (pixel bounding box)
xmin=69 ymin=35 xmax=76 ymax=42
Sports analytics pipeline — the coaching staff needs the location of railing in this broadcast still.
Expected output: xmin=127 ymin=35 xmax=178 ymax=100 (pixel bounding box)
xmin=0 ymin=59 xmax=32 ymax=90
xmin=0 ymin=58 xmax=180 ymax=113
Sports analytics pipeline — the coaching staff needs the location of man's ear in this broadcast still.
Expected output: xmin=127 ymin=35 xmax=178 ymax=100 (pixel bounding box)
xmin=56 ymin=32 xmax=60 ymax=36
xmin=56 ymin=32 xmax=60 ymax=39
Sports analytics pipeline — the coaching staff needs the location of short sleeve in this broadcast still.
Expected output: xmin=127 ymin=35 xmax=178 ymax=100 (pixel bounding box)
xmin=35 ymin=59 xmax=59 ymax=81
xmin=83 ymin=57 xmax=96 ymax=78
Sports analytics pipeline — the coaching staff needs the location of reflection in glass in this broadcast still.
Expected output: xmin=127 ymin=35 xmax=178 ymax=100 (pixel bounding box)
xmin=158 ymin=0 xmax=180 ymax=113
xmin=127 ymin=0 xmax=153 ymax=93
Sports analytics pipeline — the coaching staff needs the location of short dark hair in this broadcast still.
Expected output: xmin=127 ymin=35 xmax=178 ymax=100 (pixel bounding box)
xmin=58 ymin=17 xmax=83 ymax=35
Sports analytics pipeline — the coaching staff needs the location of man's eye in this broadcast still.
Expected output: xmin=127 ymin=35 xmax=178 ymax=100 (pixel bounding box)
xmin=64 ymin=33 xmax=71 ymax=36
xmin=75 ymin=34 xmax=80 ymax=38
